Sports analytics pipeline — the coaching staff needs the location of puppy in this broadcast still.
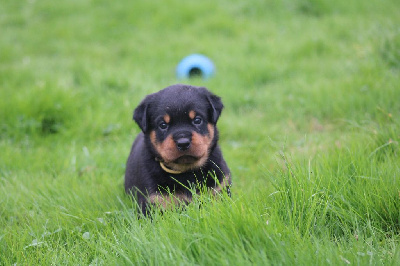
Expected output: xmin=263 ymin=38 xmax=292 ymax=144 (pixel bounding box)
xmin=125 ymin=84 xmax=231 ymax=214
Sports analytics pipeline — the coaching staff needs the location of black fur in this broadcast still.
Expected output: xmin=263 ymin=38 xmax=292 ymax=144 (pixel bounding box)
xmin=125 ymin=84 xmax=231 ymax=214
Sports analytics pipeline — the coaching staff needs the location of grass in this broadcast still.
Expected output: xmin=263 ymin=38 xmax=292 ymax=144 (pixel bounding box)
xmin=1 ymin=0 xmax=399 ymax=264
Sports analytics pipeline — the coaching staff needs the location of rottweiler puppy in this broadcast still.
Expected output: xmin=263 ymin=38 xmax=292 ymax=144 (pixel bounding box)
xmin=125 ymin=84 xmax=231 ymax=214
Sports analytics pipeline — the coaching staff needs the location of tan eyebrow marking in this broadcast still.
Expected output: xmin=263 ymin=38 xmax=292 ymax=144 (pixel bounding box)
xmin=189 ymin=110 xmax=196 ymax=120
xmin=163 ymin=114 xmax=171 ymax=123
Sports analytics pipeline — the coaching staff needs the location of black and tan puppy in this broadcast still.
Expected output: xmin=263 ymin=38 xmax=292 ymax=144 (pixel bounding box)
xmin=125 ymin=84 xmax=231 ymax=214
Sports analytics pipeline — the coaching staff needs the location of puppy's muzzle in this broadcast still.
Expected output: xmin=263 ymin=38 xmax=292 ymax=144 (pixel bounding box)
xmin=173 ymin=132 xmax=192 ymax=151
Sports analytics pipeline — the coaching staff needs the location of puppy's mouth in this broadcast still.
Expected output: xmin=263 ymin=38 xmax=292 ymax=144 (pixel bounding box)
xmin=173 ymin=155 xmax=200 ymax=164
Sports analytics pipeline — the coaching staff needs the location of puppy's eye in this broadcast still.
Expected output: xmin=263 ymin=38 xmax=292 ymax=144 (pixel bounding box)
xmin=193 ymin=116 xmax=202 ymax=125
xmin=159 ymin=122 xmax=168 ymax=130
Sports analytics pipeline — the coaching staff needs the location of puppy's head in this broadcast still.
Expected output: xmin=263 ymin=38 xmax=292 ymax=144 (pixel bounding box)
xmin=133 ymin=84 xmax=223 ymax=173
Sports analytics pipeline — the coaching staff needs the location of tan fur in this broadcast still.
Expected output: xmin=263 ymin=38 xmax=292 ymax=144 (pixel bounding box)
xmin=148 ymin=175 xmax=229 ymax=208
xmin=149 ymin=193 xmax=191 ymax=209
xmin=150 ymin=131 xmax=177 ymax=160
xmin=163 ymin=114 xmax=170 ymax=124
xmin=189 ymin=110 xmax=196 ymax=120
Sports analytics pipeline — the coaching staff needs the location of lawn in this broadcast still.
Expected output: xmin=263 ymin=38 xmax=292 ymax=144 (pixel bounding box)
xmin=1 ymin=0 xmax=399 ymax=264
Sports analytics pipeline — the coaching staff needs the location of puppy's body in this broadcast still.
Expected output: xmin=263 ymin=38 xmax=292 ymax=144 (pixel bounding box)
xmin=125 ymin=84 xmax=231 ymax=214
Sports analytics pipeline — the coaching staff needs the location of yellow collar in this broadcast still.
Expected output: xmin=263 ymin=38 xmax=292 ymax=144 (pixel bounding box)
xmin=159 ymin=162 xmax=184 ymax=174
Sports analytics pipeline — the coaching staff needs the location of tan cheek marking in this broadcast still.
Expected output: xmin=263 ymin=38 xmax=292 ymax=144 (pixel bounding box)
xmin=189 ymin=110 xmax=196 ymax=120
xmin=207 ymin=123 xmax=215 ymax=141
xmin=191 ymin=124 xmax=214 ymax=150
xmin=151 ymin=131 xmax=179 ymax=163
xmin=191 ymin=132 xmax=208 ymax=155
xmin=185 ymin=124 xmax=216 ymax=169
xmin=159 ymin=135 xmax=177 ymax=159
xmin=163 ymin=114 xmax=170 ymax=124
xmin=150 ymin=131 xmax=157 ymax=147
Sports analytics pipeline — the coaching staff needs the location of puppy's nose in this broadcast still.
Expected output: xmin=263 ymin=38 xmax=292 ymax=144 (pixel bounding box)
xmin=176 ymin=138 xmax=191 ymax=151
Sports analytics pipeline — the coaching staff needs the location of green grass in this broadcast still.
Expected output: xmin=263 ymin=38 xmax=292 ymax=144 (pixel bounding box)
xmin=1 ymin=0 xmax=399 ymax=264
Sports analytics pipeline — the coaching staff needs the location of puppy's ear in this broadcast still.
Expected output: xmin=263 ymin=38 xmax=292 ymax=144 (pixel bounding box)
xmin=133 ymin=96 xmax=152 ymax=132
xmin=206 ymin=92 xmax=224 ymax=124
